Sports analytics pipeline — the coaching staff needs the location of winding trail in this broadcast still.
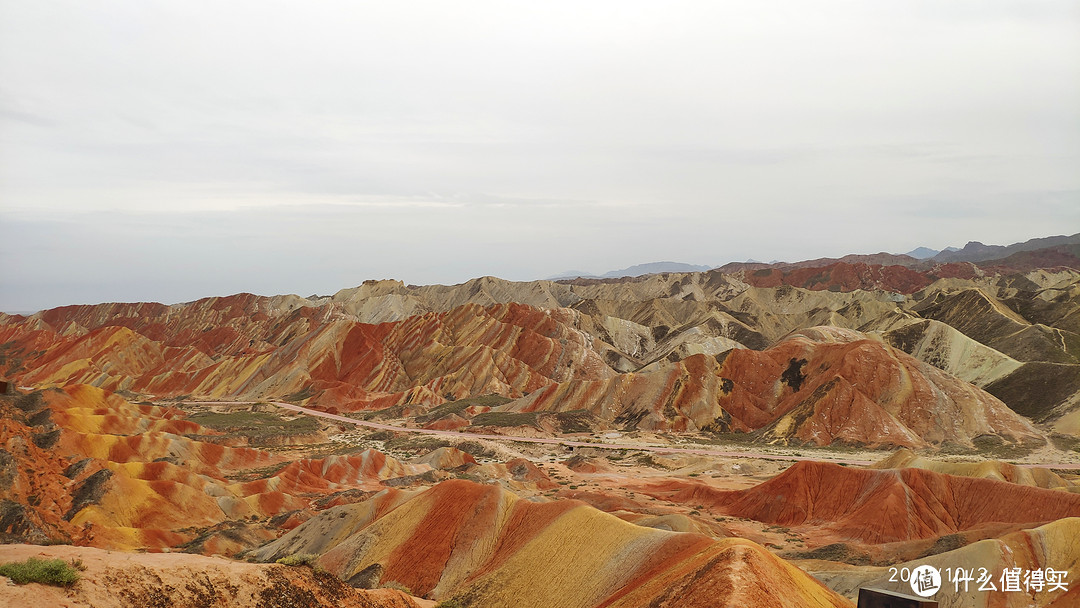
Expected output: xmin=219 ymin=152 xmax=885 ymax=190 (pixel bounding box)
xmin=193 ymin=400 xmax=874 ymax=466
xmin=273 ymin=402 xmax=883 ymax=464
xmin=188 ymin=400 xmax=1080 ymax=469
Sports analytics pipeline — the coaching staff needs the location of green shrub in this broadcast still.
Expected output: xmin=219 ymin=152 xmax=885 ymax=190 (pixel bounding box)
xmin=436 ymin=599 xmax=468 ymax=608
xmin=275 ymin=553 xmax=317 ymax=567
xmin=413 ymin=394 xmax=511 ymax=425
xmin=186 ymin=411 xmax=319 ymax=443
xmin=468 ymin=411 xmax=539 ymax=428
xmin=0 ymin=558 xmax=81 ymax=586
xmin=382 ymin=580 xmax=412 ymax=594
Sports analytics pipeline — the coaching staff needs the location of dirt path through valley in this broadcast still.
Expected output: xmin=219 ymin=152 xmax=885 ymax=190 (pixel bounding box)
xmin=197 ymin=400 xmax=876 ymax=466
xmin=186 ymin=400 xmax=1080 ymax=470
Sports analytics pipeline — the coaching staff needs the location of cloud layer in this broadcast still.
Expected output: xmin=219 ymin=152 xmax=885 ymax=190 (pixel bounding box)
xmin=1 ymin=1 xmax=1078 ymax=311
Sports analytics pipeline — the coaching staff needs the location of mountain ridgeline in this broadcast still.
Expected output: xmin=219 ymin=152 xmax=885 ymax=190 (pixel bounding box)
xmin=3 ymin=239 xmax=1078 ymax=447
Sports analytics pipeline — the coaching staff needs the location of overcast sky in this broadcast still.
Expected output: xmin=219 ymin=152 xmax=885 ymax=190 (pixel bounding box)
xmin=1 ymin=1 xmax=1078 ymax=312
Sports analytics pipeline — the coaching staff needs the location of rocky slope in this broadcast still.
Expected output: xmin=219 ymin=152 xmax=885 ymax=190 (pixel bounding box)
xmin=4 ymin=270 xmax=1072 ymax=447
xmin=808 ymin=517 xmax=1080 ymax=608
xmin=870 ymin=448 xmax=1074 ymax=489
xmin=0 ymin=543 xmax=429 ymax=608
xmin=251 ymin=479 xmax=852 ymax=608
xmin=0 ymin=385 xmax=552 ymax=554
xmin=632 ymin=460 xmax=1080 ymax=546
xmin=492 ymin=328 xmax=1039 ymax=448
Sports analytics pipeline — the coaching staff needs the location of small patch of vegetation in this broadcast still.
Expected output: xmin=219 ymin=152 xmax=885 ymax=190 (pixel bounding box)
xmin=455 ymin=440 xmax=496 ymax=459
xmin=414 ymin=394 xmax=512 ymax=425
xmin=383 ymin=436 xmax=455 ymax=456
xmin=282 ymin=386 xmax=315 ymax=402
xmin=790 ymin=542 xmax=871 ymax=566
xmin=226 ymin=461 xmax=290 ymax=483
xmin=635 ymin=453 xmax=670 ymax=469
xmin=469 ymin=411 xmax=539 ymax=428
xmin=381 ymin=580 xmax=412 ymax=594
xmin=358 ymin=405 xmax=406 ymax=421
xmin=553 ymin=410 xmax=596 ymax=433
xmin=695 ymin=430 xmax=760 ymax=445
xmin=436 ymin=599 xmax=468 ymax=608
xmin=917 ymin=533 xmax=966 ymax=559
xmin=187 ymin=410 xmax=319 ymax=444
xmin=301 ymin=441 xmax=370 ymax=459
xmin=969 ymin=435 xmax=1041 ymax=459
xmin=275 ymin=553 xmax=318 ymax=567
xmin=0 ymin=558 xmax=81 ymax=586
xmin=1049 ymin=434 xmax=1080 ymax=453
xmin=364 ymin=430 xmax=397 ymax=441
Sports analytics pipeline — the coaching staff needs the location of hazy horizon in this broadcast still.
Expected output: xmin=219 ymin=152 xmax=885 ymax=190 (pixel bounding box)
xmin=1 ymin=229 xmax=1071 ymax=314
xmin=2 ymin=1 xmax=1078 ymax=312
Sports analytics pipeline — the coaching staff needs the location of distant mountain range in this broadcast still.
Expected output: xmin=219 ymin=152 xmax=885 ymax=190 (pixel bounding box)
xmin=930 ymin=233 xmax=1080 ymax=264
xmin=547 ymin=233 xmax=1080 ymax=282
xmin=896 ymin=233 xmax=1080 ymax=264
xmin=903 ymin=246 xmax=959 ymax=259
xmin=548 ymin=261 xmax=714 ymax=280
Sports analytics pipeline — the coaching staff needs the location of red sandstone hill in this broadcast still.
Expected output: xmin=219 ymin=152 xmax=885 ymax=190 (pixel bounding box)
xmin=250 ymin=478 xmax=852 ymax=608
xmin=501 ymin=328 xmax=1039 ymax=447
xmin=809 ymin=517 xmax=1080 ymax=608
xmin=739 ymin=262 xmax=936 ymax=294
xmin=0 ymin=385 xmax=540 ymax=554
xmin=1 ymin=302 xmax=614 ymax=411
xmin=0 ymin=297 xmax=1043 ymax=448
xmin=634 ymin=460 xmax=1080 ymax=545
xmin=2 ymin=268 xmax=1077 ymax=441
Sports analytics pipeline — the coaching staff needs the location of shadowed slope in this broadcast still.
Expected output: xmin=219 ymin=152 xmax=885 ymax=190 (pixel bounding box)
xmin=0 ymin=396 xmax=85 ymax=545
xmin=866 ymin=283 xmax=1080 ymax=430
xmin=872 ymin=317 xmax=1024 ymax=387
xmin=912 ymin=288 xmax=1078 ymax=364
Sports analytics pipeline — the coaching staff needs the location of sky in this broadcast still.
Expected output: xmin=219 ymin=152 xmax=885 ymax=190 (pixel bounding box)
xmin=1 ymin=1 xmax=1078 ymax=312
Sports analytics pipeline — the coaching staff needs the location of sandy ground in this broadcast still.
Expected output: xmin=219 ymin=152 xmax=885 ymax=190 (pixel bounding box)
xmin=0 ymin=544 xmax=435 ymax=608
